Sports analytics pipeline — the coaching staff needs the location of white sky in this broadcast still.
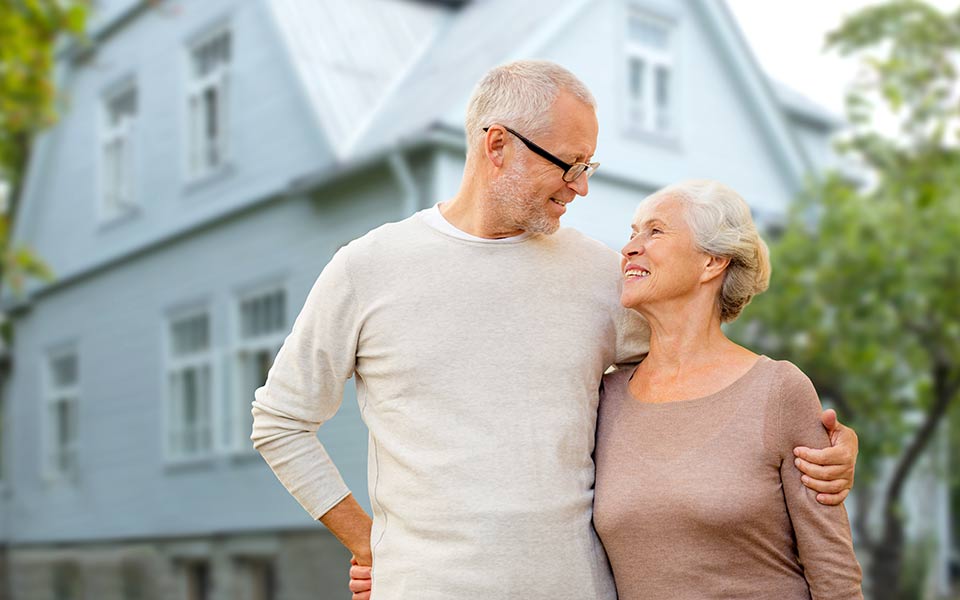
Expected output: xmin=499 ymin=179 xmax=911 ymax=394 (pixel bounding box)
xmin=726 ymin=0 xmax=960 ymax=118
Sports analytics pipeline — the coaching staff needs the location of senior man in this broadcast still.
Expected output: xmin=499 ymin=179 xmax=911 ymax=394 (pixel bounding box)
xmin=251 ymin=60 xmax=858 ymax=599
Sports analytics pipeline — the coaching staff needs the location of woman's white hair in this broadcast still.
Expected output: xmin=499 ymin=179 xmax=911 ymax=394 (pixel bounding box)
xmin=464 ymin=60 xmax=596 ymax=158
xmin=644 ymin=180 xmax=771 ymax=323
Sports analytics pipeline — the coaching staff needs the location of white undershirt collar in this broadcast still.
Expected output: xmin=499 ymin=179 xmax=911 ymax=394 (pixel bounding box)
xmin=418 ymin=203 xmax=532 ymax=243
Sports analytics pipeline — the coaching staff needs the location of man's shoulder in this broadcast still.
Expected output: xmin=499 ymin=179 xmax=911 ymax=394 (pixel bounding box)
xmin=340 ymin=213 xmax=429 ymax=257
xmin=552 ymin=227 xmax=620 ymax=258
xmin=547 ymin=227 xmax=622 ymax=278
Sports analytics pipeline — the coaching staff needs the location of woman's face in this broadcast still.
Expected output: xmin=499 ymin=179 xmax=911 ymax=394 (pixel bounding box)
xmin=619 ymin=195 xmax=711 ymax=311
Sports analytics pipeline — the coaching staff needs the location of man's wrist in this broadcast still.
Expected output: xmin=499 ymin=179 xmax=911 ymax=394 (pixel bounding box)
xmin=352 ymin=550 xmax=373 ymax=567
xmin=319 ymin=494 xmax=374 ymax=564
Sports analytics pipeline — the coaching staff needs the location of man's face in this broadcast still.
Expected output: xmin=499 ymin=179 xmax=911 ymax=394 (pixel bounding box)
xmin=489 ymin=91 xmax=599 ymax=235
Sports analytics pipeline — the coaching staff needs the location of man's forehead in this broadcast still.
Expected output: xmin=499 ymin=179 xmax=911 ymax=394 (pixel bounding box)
xmin=546 ymin=92 xmax=598 ymax=157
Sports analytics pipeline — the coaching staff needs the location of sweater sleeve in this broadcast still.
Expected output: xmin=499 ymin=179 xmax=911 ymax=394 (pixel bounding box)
xmin=777 ymin=362 xmax=863 ymax=599
xmin=250 ymin=245 xmax=363 ymax=520
xmin=614 ymin=303 xmax=650 ymax=365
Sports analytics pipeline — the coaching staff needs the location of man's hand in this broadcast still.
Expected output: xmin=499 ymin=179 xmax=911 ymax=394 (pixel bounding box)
xmin=794 ymin=409 xmax=858 ymax=506
xmin=349 ymin=557 xmax=373 ymax=600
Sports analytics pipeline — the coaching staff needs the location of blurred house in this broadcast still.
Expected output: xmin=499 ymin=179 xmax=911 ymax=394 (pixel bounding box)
xmin=0 ymin=0 xmax=867 ymax=598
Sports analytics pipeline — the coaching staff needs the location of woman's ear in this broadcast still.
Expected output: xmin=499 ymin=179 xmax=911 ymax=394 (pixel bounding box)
xmin=700 ymin=255 xmax=730 ymax=284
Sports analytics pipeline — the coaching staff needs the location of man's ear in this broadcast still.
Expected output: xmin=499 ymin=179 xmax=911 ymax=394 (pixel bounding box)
xmin=700 ymin=254 xmax=730 ymax=284
xmin=484 ymin=127 xmax=508 ymax=169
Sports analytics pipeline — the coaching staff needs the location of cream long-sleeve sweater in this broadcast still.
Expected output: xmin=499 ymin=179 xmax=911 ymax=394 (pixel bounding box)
xmin=251 ymin=211 xmax=650 ymax=599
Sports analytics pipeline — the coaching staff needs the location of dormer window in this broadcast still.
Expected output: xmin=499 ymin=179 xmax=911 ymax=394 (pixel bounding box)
xmin=100 ymin=82 xmax=137 ymax=221
xmin=187 ymin=26 xmax=231 ymax=180
xmin=625 ymin=11 xmax=675 ymax=137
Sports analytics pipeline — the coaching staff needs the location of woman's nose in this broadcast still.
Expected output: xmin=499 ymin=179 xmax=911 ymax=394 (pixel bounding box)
xmin=621 ymin=238 xmax=643 ymax=257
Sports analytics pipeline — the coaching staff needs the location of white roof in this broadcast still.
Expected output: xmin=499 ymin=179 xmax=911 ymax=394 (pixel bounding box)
xmin=266 ymin=0 xmax=838 ymax=182
xmin=265 ymin=0 xmax=451 ymax=159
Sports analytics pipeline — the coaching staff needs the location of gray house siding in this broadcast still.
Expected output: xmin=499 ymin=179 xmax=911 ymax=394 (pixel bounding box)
xmin=11 ymin=0 xmax=334 ymax=302
xmin=4 ymin=167 xmax=416 ymax=545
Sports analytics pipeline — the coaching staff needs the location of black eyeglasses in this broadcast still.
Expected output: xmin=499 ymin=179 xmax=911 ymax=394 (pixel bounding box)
xmin=482 ymin=125 xmax=600 ymax=183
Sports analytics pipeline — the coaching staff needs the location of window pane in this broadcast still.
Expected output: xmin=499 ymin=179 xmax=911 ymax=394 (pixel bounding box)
xmin=122 ymin=561 xmax=146 ymax=600
xmin=628 ymin=16 xmax=669 ymax=50
xmin=240 ymin=290 xmax=286 ymax=339
xmin=189 ymin=96 xmax=202 ymax=173
xmin=52 ymin=563 xmax=82 ymax=600
xmin=655 ymin=66 xmax=671 ymax=132
xmin=238 ymin=559 xmax=275 ymax=600
xmin=628 ymin=57 xmax=646 ymax=127
xmin=108 ymin=87 xmax=137 ymax=125
xmin=185 ymin=562 xmax=210 ymax=600
xmin=192 ymin=31 xmax=231 ymax=78
xmin=169 ymin=371 xmax=182 ymax=455
xmin=199 ymin=366 xmax=212 ymax=450
xmin=51 ymin=354 xmax=78 ymax=387
xmin=204 ymin=86 xmax=218 ymax=167
xmin=183 ymin=369 xmax=198 ymax=453
xmin=55 ymin=400 xmax=70 ymax=445
xmin=172 ymin=364 xmax=213 ymax=457
xmin=171 ymin=314 xmax=210 ymax=356
xmin=629 ymin=57 xmax=645 ymax=99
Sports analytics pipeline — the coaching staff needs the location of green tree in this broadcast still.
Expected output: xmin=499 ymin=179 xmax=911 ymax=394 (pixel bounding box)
xmin=0 ymin=0 xmax=88 ymax=296
xmin=731 ymin=2 xmax=960 ymax=597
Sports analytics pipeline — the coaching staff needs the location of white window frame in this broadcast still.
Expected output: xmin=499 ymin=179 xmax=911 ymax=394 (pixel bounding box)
xmin=228 ymin=283 xmax=287 ymax=454
xmin=623 ymin=8 xmax=678 ymax=139
xmin=185 ymin=23 xmax=232 ymax=182
xmin=42 ymin=346 xmax=80 ymax=482
xmin=235 ymin=557 xmax=276 ymax=600
xmin=98 ymin=79 xmax=138 ymax=222
xmin=164 ymin=307 xmax=217 ymax=463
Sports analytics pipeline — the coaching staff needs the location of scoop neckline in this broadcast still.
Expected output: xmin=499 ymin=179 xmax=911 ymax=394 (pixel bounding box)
xmin=625 ymin=355 xmax=770 ymax=408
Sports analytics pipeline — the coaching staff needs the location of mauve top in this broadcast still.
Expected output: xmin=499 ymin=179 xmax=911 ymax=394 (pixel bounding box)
xmin=593 ymin=356 xmax=863 ymax=600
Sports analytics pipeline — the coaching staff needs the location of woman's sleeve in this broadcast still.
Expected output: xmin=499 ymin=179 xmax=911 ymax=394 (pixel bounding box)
xmin=777 ymin=362 xmax=864 ymax=599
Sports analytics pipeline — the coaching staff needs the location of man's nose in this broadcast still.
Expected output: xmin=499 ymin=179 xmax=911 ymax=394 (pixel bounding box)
xmin=567 ymin=172 xmax=589 ymax=197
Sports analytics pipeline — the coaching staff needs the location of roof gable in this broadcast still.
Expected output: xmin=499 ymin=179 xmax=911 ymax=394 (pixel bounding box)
xmin=340 ymin=0 xmax=827 ymax=191
xmin=688 ymin=0 xmax=812 ymax=189
xmin=346 ymin=0 xmax=583 ymax=159
xmin=264 ymin=0 xmax=449 ymax=160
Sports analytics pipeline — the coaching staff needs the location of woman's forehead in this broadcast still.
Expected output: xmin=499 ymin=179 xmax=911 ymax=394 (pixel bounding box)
xmin=632 ymin=194 xmax=682 ymax=224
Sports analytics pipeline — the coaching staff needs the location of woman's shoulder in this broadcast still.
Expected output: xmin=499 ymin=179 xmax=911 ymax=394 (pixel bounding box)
xmin=600 ymin=365 xmax=635 ymax=399
xmin=762 ymin=357 xmax=818 ymax=400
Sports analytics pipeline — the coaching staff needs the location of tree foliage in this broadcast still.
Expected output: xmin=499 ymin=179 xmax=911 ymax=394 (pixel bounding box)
xmin=730 ymin=1 xmax=960 ymax=596
xmin=0 ymin=0 xmax=88 ymax=295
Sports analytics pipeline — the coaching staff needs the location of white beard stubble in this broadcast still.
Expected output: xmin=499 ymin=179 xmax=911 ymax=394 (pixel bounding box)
xmin=488 ymin=162 xmax=560 ymax=236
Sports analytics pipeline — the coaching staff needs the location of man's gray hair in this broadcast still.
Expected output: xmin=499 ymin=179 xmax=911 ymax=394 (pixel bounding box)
xmin=464 ymin=60 xmax=596 ymax=158
xmin=643 ymin=180 xmax=772 ymax=323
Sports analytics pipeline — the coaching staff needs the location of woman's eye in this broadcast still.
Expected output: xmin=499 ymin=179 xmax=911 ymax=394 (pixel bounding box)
xmin=651 ymin=228 xmax=662 ymax=235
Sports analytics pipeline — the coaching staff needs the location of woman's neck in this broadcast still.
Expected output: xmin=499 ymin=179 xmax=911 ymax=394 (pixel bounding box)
xmin=635 ymin=299 xmax=735 ymax=376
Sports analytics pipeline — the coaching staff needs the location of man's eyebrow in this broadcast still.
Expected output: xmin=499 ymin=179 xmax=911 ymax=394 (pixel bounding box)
xmin=560 ymin=147 xmax=593 ymax=163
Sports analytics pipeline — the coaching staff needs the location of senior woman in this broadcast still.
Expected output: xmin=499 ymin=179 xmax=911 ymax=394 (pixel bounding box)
xmin=593 ymin=180 xmax=862 ymax=599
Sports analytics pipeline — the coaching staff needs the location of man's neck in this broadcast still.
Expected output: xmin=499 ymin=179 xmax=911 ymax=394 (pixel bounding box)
xmin=440 ymin=189 xmax=525 ymax=239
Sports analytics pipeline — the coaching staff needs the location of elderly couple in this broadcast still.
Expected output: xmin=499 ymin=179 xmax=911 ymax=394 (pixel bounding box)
xmin=252 ymin=60 xmax=863 ymax=599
